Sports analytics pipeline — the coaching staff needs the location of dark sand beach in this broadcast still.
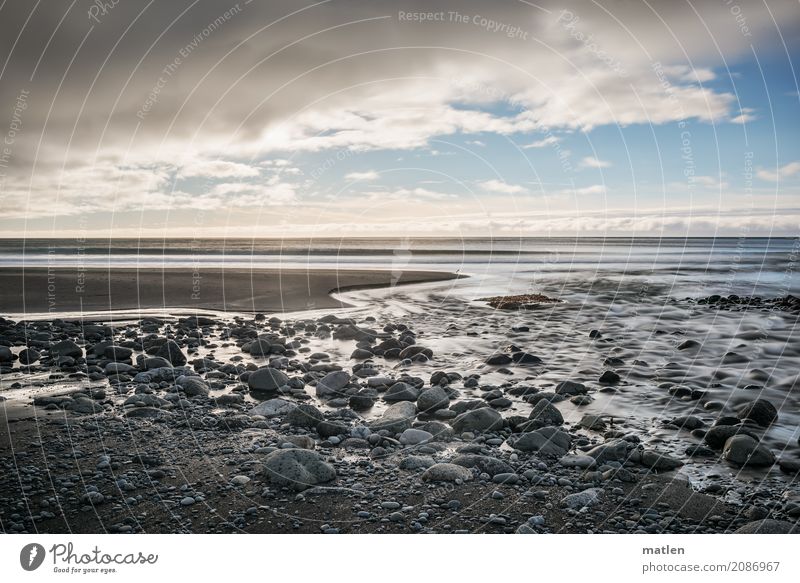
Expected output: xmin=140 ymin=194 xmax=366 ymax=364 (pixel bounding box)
xmin=0 ymin=267 xmax=458 ymax=314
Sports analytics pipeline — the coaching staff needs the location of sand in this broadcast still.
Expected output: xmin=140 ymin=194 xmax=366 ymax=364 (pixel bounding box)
xmin=0 ymin=267 xmax=458 ymax=314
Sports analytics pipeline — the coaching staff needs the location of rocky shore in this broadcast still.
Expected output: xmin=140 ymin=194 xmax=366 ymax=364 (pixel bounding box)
xmin=1 ymin=298 xmax=799 ymax=534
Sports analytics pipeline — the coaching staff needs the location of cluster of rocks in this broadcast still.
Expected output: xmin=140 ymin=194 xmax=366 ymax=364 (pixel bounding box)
xmin=685 ymin=294 xmax=800 ymax=314
xmin=1 ymin=311 xmax=798 ymax=534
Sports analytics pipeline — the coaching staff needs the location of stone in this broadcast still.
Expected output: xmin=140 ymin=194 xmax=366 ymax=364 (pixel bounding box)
xmin=734 ymin=519 xmax=798 ymax=534
xmin=561 ymin=488 xmax=603 ymax=510
xmin=512 ymin=352 xmax=543 ymax=365
xmin=19 ymin=348 xmax=40 ymax=365
xmin=417 ymin=386 xmax=450 ymax=413
xmin=105 ymin=345 xmax=133 ymax=360
xmin=599 ymin=370 xmax=620 ymax=384
xmin=317 ymin=421 xmax=349 ymax=438
xmin=384 ymin=382 xmax=420 ymax=402
xmin=585 ymin=439 xmax=630 ymax=463
xmin=559 ymin=454 xmax=596 ymax=469
xmin=155 ymin=340 xmax=186 ymax=366
xmin=399 ymin=428 xmax=433 ymax=445
xmin=177 ymin=376 xmax=210 ymax=397
xmin=143 ymin=356 xmax=172 ymax=370
xmin=577 ymin=414 xmax=606 ymax=431
xmin=736 ymin=399 xmax=778 ymax=427
xmin=50 ymin=340 xmax=83 ymax=359
xmin=555 ymin=380 xmax=587 ymax=395
xmin=398 ymin=455 xmax=435 ymax=470
xmin=262 ymin=449 xmax=336 ymax=491
xmin=350 ymin=348 xmax=374 ymax=359
xmin=669 ymin=415 xmax=704 ymax=430
xmin=451 ymin=407 xmax=503 ymax=434
xmin=485 ymin=353 xmax=513 ymax=365
xmin=249 ymin=398 xmax=297 ymax=418
xmin=421 ymin=463 xmax=472 ymax=482
xmin=370 ymin=401 xmax=416 ymax=433
xmin=248 ymin=368 xmax=290 ymax=393
xmin=528 ymin=400 xmax=563 ymax=426
xmin=509 ymin=427 xmax=572 ymax=456
xmin=398 ymin=346 xmax=433 ymax=361
xmin=704 ymin=424 xmax=755 ymax=449
xmin=722 ymin=435 xmax=775 ymax=467
xmin=315 ymin=371 xmax=351 ymax=398
xmin=638 ymin=450 xmax=684 ymax=471
xmin=287 ymin=404 xmax=324 ymax=428
xmin=451 ymin=454 xmax=514 ymax=477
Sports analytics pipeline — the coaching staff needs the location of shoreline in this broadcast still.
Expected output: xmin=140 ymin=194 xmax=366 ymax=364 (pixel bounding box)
xmin=0 ymin=267 xmax=460 ymax=315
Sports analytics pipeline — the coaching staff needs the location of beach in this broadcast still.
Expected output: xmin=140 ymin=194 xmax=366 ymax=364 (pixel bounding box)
xmin=0 ymin=238 xmax=799 ymax=535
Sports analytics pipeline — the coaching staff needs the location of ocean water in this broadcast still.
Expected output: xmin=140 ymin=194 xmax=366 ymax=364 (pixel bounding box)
xmin=1 ymin=237 xmax=798 ymax=299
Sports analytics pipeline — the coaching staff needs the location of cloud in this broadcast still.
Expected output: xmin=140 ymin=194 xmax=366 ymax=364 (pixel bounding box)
xmin=177 ymin=159 xmax=260 ymax=179
xmin=479 ymin=179 xmax=527 ymax=194
xmin=523 ymin=136 xmax=560 ymax=148
xmin=580 ymin=156 xmax=611 ymax=169
xmin=757 ymin=161 xmax=800 ymax=182
xmin=730 ymin=108 xmax=757 ymax=124
xmin=345 ymin=170 xmax=380 ymax=181
xmin=570 ymin=184 xmax=607 ymax=195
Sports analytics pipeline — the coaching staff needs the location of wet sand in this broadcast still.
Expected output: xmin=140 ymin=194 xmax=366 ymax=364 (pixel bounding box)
xmin=0 ymin=267 xmax=459 ymax=314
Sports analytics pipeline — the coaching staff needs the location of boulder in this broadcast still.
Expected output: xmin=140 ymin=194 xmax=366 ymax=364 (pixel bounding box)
xmin=248 ymin=368 xmax=290 ymax=393
xmin=369 ymin=401 xmax=416 ymax=433
xmin=417 ymin=386 xmax=450 ymax=413
xmin=734 ymin=519 xmax=798 ymax=534
xmin=50 ymin=340 xmax=83 ymax=359
xmin=722 ymin=435 xmax=775 ymax=467
xmin=509 ymin=427 xmax=572 ymax=456
xmin=262 ymin=449 xmax=336 ymax=491
xmin=528 ymin=400 xmax=563 ymax=426
xmin=736 ymin=399 xmax=778 ymax=427
xmin=561 ymin=488 xmax=603 ymax=510
xmin=384 ymin=382 xmax=419 ymax=402
xmin=287 ymin=404 xmax=324 ymax=428
xmin=399 ymin=428 xmax=433 ymax=445
xmin=315 ymin=370 xmax=351 ymax=398
xmin=555 ymin=380 xmax=587 ymax=395
xmin=638 ymin=450 xmax=684 ymax=471
xmin=451 ymin=454 xmax=513 ymax=477
xmin=585 ymin=439 xmax=630 ymax=463
xmin=177 ymin=376 xmax=210 ymax=397
xmin=451 ymin=407 xmax=503 ymax=434
xmin=249 ymin=398 xmax=297 ymax=418
xmin=155 ymin=340 xmax=186 ymax=366
xmin=398 ymin=346 xmax=433 ymax=361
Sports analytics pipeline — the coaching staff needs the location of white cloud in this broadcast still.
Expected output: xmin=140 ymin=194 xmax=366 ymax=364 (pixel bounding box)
xmin=345 ymin=170 xmax=380 ymax=181
xmin=523 ymin=136 xmax=560 ymax=148
xmin=757 ymin=161 xmax=800 ymax=182
xmin=177 ymin=160 xmax=260 ymax=179
xmin=479 ymin=179 xmax=527 ymax=194
xmin=581 ymin=156 xmax=611 ymax=169
xmin=570 ymin=184 xmax=607 ymax=195
xmin=730 ymin=108 xmax=757 ymax=124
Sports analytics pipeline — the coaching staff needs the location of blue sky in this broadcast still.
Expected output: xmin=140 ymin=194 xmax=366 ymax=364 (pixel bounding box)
xmin=0 ymin=0 xmax=798 ymax=237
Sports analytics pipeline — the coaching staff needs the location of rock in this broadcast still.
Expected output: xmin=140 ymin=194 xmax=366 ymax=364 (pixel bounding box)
xmin=509 ymin=427 xmax=572 ymax=456
xmin=317 ymin=421 xmax=348 ymax=438
xmin=399 ymin=455 xmax=435 ymax=470
xmin=155 ymin=340 xmax=186 ymax=366
xmin=0 ymin=346 xmax=12 ymax=362
xmin=528 ymin=400 xmax=563 ymax=426
xmin=248 ymin=368 xmax=290 ymax=393
xmin=249 ymin=398 xmax=297 ymax=418
xmin=639 ymin=450 xmax=684 ymax=471
xmin=736 ymin=399 xmax=778 ymax=427
xmin=669 ymin=415 xmax=704 ymax=430
xmin=230 ymin=475 xmax=250 ymax=486
xmin=399 ymin=428 xmax=433 ymax=445
xmin=677 ymin=339 xmax=700 ymax=351
xmin=315 ymin=371 xmax=351 ymax=398
xmin=384 ymin=382 xmax=419 ymax=402
xmin=398 ymin=346 xmax=433 ymax=361
xmin=350 ymin=348 xmax=374 ymax=360
xmin=287 ymin=404 xmax=324 ymax=428
xmin=104 ymin=362 xmax=137 ymax=375
xmin=177 ymin=376 xmax=210 ymax=397
xmin=370 ymin=401 xmax=416 ymax=433
xmin=50 ymin=340 xmax=83 ymax=359
xmin=19 ymin=348 xmax=40 ymax=365
xmin=348 ymin=389 xmax=376 ymax=410
xmin=734 ymin=519 xmax=798 ymax=534
xmin=599 ymin=370 xmax=620 ymax=384
xmin=485 ymin=353 xmax=513 ymax=365
xmin=778 ymin=458 xmax=800 ymax=475
xmin=451 ymin=407 xmax=503 ymax=434
xmin=722 ymin=435 xmax=775 ymax=467
xmin=577 ymin=414 xmax=606 ymax=431
xmin=105 ymin=345 xmax=133 ymax=360
xmin=559 ymin=454 xmax=596 ymax=469
xmin=451 ymin=454 xmax=514 ymax=477
xmin=262 ymin=449 xmax=336 ymax=491
xmin=704 ymin=424 xmax=756 ymax=449
xmin=512 ymin=352 xmax=543 ymax=365
xmin=421 ymin=463 xmax=472 ymax=482
xmin=585 ymin=439 xmax=630 ymax=463
xmin=555 ymin=380 xmax=587 ymax=395
xmin=561 ymin=488 xmax=603 ymax=510
xmin=417 ymin=386 xmax=450 ymax=413
xmin=143 ymin=356 xmax=172 ymax=370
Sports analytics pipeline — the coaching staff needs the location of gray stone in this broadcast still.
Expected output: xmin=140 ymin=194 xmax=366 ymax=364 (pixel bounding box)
xmin=508 ymin=427 xmax=572 ymax=456
xmin=177 ymin=376 xmax=210 ymax=397
xmin=50 ymin=340 xmax=83 ymax=359
xmin=399 ymin=455 xmax=435 ymax=470
xmin=734 ymin=519 xmax=798 ymax=534
xmin=736 ymin=399 xmax=778 ymax=427
xmin=451 ymin=407 xmax=503 ymax=434
xmin=384 ymin=382 xmax=420 ymax=402
xmin=249 ymin=398 xmax=297 ymax=418
xmin=248 ymin=368 xmax=290 ymax=393
xmin=559 ymin=454 xmax=596 ymax=469
xmin=555 ymin=380 xmax=587 ymax=395
xmin=528 ymin=400 xmax=564 ymax=426
xmin=722 ymin=435 xmax=775 ymax=467
xmin=585 ymin=439 xmax=630 ymax=463
xmin=399 ymin=428 xmax=433 ymax=445
xmin=451 ymin=454 xmax=514 ymax=477
xmin=315 ymin=370 xmax=351 ymax=398
xmin=262 ymin=449 xmax=336 ymax=491
xmin=155 ymin=340 xmax=186 ymax=366
xmin=287 ymin=404 xmax=324 ymax=428
xmin=638 ymin=449 xmax=684 ymax=471
xmin=417 ymin=386 xmax=450 ymax=413
xmin=370 ymin=401 xmax=416 ymax=433
xmin=561 ymin=488 xmax=602 ymax=509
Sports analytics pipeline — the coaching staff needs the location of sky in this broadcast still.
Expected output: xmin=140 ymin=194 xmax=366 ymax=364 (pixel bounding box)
xmin=0 ymin=0 xmax=798 ymax=238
